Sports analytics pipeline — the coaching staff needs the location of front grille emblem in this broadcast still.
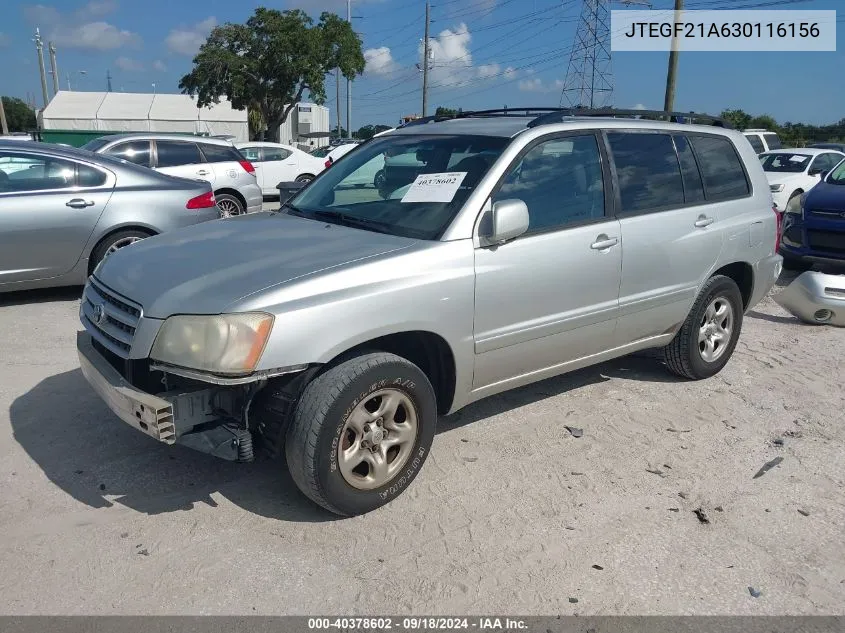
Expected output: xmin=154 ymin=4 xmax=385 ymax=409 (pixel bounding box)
xmin=92 ymin=303 xmax=105 ymax=325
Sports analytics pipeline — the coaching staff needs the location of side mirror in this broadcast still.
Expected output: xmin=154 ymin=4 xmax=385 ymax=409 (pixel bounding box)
xmin=808 ymin=167 xmax=821 ymax=176
xmin=482 ymin=199 xmax=529 ymax=244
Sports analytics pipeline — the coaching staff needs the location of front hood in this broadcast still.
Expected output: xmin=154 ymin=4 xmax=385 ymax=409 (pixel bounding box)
xmin=803 ymin=181 xmax=845 ymax=211
xmin=95 ymin=212 xmax=416 ymax=318
xmin=764 ymin=172 xmax=803 ymax=186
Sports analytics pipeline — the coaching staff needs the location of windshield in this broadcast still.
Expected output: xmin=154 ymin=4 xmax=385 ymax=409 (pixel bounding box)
xmin=763 ymin=133 xmax=782 ymax=150
xmin=80 ymin=138 xmax=110 ymax=152
xmin=827 ymin=159 xmax=845 ymax=185
xmin=759 ymin=153 xmax=811 ymax=173
xmin=286 ymin=134 xmax=509 ymax=239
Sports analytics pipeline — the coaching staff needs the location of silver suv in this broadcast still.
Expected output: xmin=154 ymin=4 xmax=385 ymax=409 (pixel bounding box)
xmin=77 ymin=108 xmax=783 ymax=517
xmin=82 ymin=134 xmax=262 ymax=217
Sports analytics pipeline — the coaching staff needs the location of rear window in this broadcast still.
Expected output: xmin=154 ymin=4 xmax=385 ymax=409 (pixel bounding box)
xmin=745 ymin=134 xmax=764 ymax=153
xmin=688 ymin=135 xmax=750 ymax=201
xmin=199 ymin=143 xmax=242 ymax=163
xmin=606 ymin=132 xmax=685 ymax=213
xmin=156 ymin=141 xmax=203 ymax=168
xmin=763 ymin=133 xmax=782 ymax=150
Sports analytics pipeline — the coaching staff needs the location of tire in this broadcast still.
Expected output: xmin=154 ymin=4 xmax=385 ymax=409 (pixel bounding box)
xmin=663 ymin=275 xmax=744 ymax=380
xmin=215 ymin=192 xmax=245 ymax=218
xmin=295 ymin=174 xmax=315 ymax=183
xmin=90 ymin=229 xmax=151 ymax=273
xmin=285 ymin=352 xmax=437 ymax=516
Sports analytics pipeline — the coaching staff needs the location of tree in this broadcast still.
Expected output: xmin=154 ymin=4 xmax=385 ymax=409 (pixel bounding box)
xmin=720 ymin=109 xmax=752 ymax=130
xmin=330 ymin=127 xmax=348 ymax=139
xmin=1 ymin=97 xmax=36 ymax=132
xmin=355 ymin=124 xmax=376 ymax=140
xmin=435 ymin=106 xmax=458 ymax=117
xmin=179 ymin=8 xmax=365 ymax=141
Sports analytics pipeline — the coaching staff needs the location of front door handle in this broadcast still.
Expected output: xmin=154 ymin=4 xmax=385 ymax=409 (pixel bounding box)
xmin=591 ymin=235 xmax=619 ymax=250
xmin=66 ymin=198 xmax=95 ymax=208
xmin=196 ymin=169 xmax=210 ymax=176
xmin=695 ymin=215 xmax=715 ymax=228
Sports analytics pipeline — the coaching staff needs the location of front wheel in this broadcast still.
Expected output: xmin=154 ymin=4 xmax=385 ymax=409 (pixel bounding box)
xmin=663 ymin=275 xmax=744 ymax=380
xmin=285 ymin=352 xmax=437 ymax=516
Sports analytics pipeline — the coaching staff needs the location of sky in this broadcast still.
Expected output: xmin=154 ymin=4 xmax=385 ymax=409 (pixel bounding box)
xmin=0 ymin=0 xmax=842 ymax=130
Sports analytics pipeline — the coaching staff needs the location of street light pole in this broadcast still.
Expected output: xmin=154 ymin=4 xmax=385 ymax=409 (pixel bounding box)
xmin=346 ymin=0 xmax=352 ymax=139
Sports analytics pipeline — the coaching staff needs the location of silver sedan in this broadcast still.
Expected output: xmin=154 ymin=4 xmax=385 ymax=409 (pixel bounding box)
xmin=0 ymin=141 xmax=222 ymax=293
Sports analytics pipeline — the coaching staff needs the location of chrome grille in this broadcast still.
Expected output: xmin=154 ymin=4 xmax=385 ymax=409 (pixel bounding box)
xmin=81 ymin=277 xmax=142 ymax=358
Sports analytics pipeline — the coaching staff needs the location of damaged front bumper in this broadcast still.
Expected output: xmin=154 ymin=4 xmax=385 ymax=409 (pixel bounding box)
xmin=77 ymin=331 xmax=255 ymax=460
xmin=773 ymin=271 xmax=845 ymax=327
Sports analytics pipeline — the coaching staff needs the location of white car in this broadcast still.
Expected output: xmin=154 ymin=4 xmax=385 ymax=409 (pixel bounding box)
xmin=743 ymin=129 xmax=783 ymax=154
xmin=235 ymin=142 xmax=326 ymax=195
xmin=82 ymin=134 xmax=263 ymax=217
xmin=759 ymin=148 xmax=845 ymax=212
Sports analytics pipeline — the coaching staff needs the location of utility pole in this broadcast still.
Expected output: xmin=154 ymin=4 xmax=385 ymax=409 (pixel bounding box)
xmin=0 ymin=98 xmax=9 ymax=135
xmin=48 ymin=42 xmax=59 ymax=97
xmin=34 ymin=29 xmax=50 ymax=108
xmin=663 ymin=0 xmax=683 ymax=113
xmin=346 ymin=0 xmax=352 ymax=139
xmin=422 ymin=0 xmax=430 ymax=117
xmin=107 ymin=69 xmax=113 ymax=92
xmin=336 ymin=69 xmax=341 ymax=137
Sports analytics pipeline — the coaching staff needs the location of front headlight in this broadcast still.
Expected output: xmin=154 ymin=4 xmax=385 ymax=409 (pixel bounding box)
xmin=770 ymin=183 xmax=784 ymax=193
xmin=151 ymin=312 xmax=274 ymax=375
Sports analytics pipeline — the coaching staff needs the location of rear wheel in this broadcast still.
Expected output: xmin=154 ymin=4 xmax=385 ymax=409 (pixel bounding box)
xmin=215 ymin=192 xmax=245 ymax=218
xmin=90 ymin=229 xmax=151 ymax=272
xmin=663 ymin=275 xmax=744 ymax=380
xmin=284 ymin=352 xmax=437 ymax=516
xmin=295 ymin=174 xmax=315 ymax=183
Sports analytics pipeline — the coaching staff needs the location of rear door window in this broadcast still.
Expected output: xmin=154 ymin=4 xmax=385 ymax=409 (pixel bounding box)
xmin=689 ymin=135 xmax=750 ymax=201
xmin=155 ymin=141 xmax=203 ymax=168
xmin=263 ymin=147 xmax=293 ymax=162
xmin=104 ymin=141 xmax=151 ymax=168
xmin=77 ymin=164 xmax=108 ymax=187
xmin=606 ymin=132 xmax=685 ymax=214
xmin=745 ymin=134 xmax=764 ymax=153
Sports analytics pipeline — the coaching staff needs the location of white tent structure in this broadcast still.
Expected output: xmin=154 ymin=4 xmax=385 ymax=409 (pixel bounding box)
xmin=39 ymin=91 xmax=249 ymax=141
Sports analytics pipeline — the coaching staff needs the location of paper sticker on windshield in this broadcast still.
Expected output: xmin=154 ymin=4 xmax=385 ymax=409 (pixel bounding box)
xmin=401 ymin=172 xmax=467 ymax=203
xmin=789 ymin=155 xmax=808 ymax=163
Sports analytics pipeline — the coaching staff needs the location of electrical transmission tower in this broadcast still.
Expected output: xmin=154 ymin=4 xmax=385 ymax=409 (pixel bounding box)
xmin=560 ymin=0 xmax=613 ymax=109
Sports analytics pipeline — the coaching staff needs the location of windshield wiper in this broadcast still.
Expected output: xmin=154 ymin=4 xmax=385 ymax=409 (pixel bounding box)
xmin=311 ymin=209 xmax=394 ymax=234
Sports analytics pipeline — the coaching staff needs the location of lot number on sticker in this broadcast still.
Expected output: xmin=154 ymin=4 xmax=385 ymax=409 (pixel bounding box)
xmin=401 ymin=172 xmax=467 ymax=203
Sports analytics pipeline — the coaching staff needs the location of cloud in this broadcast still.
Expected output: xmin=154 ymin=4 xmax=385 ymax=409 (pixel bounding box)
xmin=166 ymin=16 xmax=217 ymax=56
xmin=518 ymin=77 xmax=564 ymax=93
xmin=633 ymin=103 xmax=647 ymax=110
xmin=476 ymin=63 xmax=499 ymax=78
xmin=364 ymin=47 xmax=399 ymax=75
xmin=0 ymin=33 xmax=10 ymax=48
xmin=22 ymin=1 xmax=141 ymax=51
xmin=152 ymin=59 xmax=167 ymax=72
xmin=421 ymin=22 xmax=473 ymax=87
xmin=115 ymin=56 xmax=144 ymax=72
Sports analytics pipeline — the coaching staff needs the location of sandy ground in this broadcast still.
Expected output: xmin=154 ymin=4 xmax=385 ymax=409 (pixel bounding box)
xmin=0 ymin=269 xmax=843 ymax=616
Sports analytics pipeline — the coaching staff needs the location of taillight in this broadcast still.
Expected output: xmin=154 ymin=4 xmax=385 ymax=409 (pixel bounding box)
xmin=187 ymin=191 xmax=216 ymax=209
xmin=773 ymin=204 xmax=783 ymax=252
xmin=325 ymin=158 xmax=333 ymax=168
xmin=239 ymin=160 xmax=255 ymax=175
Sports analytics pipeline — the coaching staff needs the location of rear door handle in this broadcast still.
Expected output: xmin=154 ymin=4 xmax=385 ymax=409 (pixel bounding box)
xmin=590 ymin=236 xmax=619 ymax=250
xmin=66 ymin=198 xmax=95 ymax=208
xmin=695 ymin=216 xmax=715 ymax=228
xmin=196 ymin=169 xmax=210 ymax=176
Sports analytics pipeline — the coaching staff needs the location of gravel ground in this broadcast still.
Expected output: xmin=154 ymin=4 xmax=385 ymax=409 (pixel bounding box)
xmin=0 ymin=269 xmax=843 ymax=615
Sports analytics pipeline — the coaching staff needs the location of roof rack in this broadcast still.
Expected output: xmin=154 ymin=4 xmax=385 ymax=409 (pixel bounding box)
xmin=526 ymin=108 xmax=732 ymax=129
xmin=397 ymin=107 xmax=732 ymax=130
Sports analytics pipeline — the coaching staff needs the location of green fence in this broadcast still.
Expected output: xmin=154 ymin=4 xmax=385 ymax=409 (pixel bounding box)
xmin=34 ymin=129 xmax=215 ymax=148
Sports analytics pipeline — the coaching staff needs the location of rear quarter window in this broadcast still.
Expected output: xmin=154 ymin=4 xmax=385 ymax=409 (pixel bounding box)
xmin=745 ymin=134 xmax=764 ymax=154
xmin=689 ymin=135 xmax=750 ymax=201
xmin=199 ymin=143 xmax=243 ymax=163
xmin=763 ymin=133 xmax=782 ymax=150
